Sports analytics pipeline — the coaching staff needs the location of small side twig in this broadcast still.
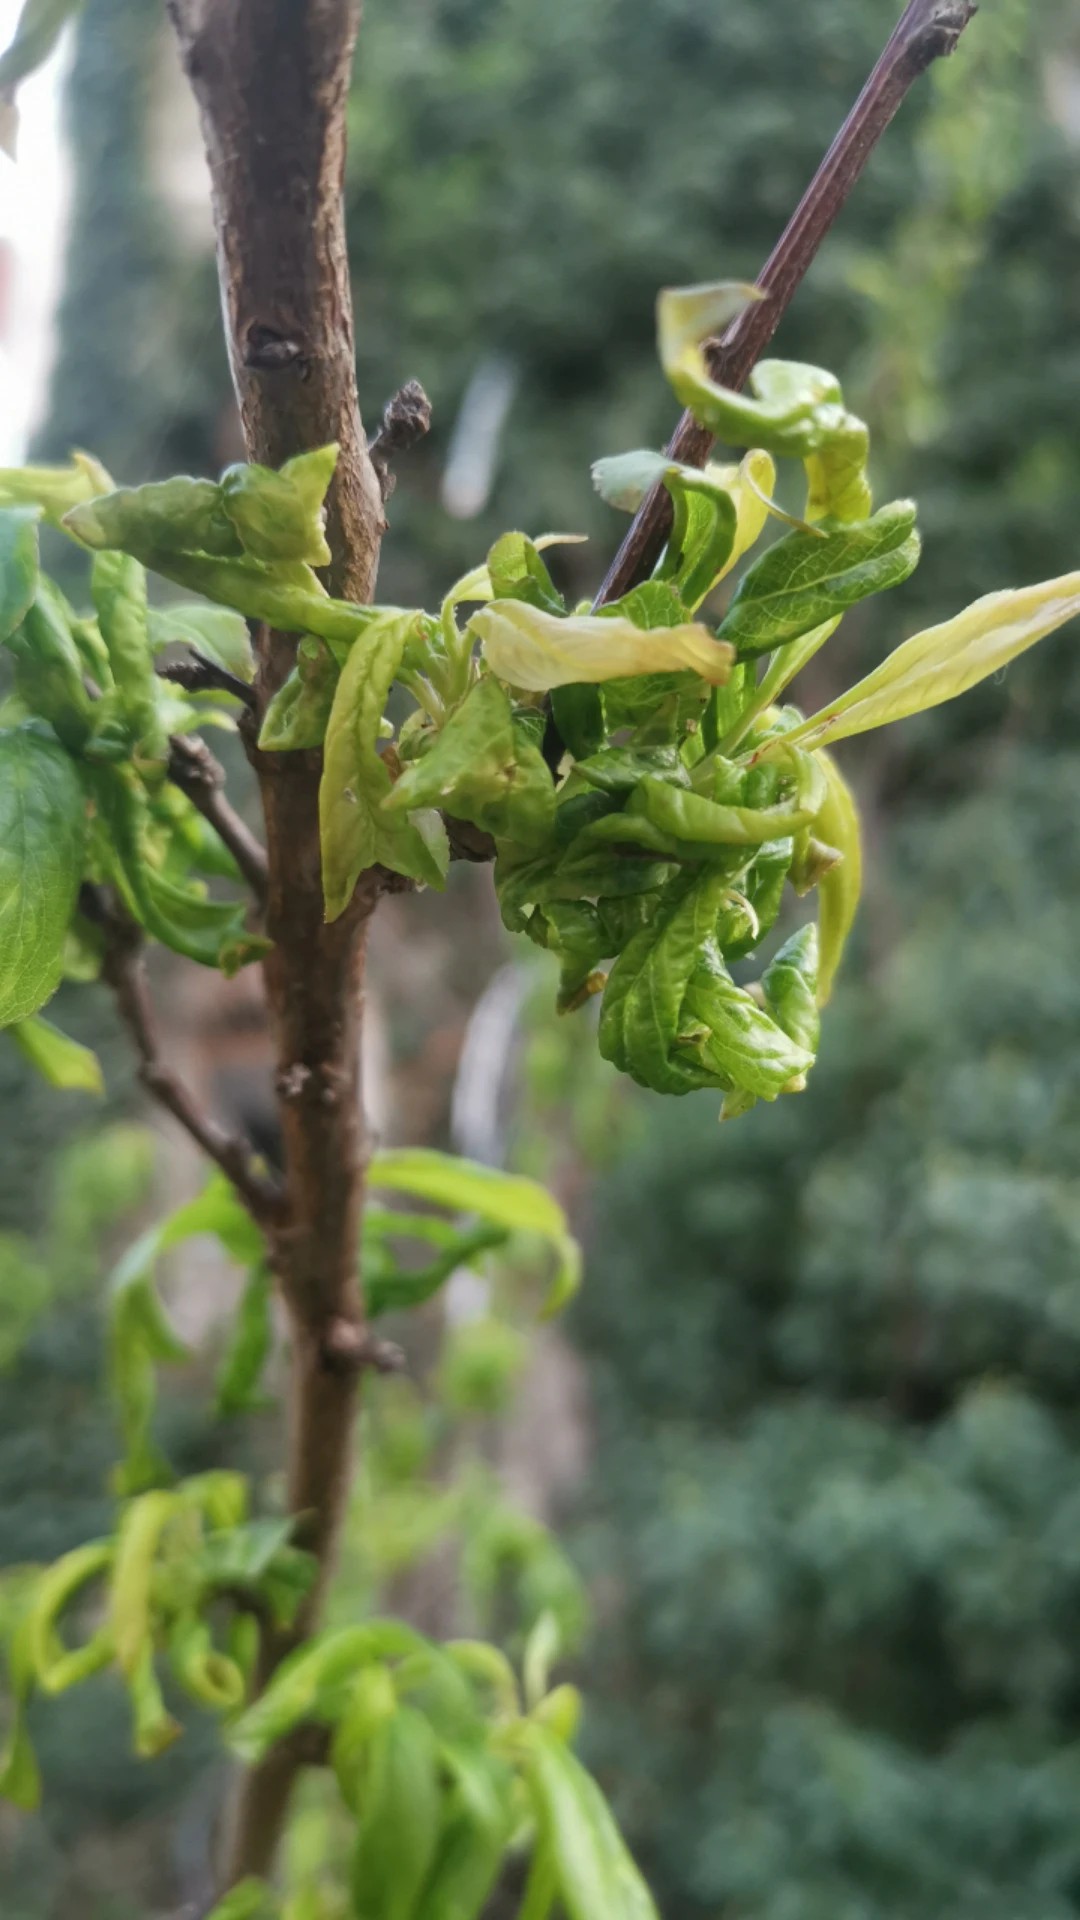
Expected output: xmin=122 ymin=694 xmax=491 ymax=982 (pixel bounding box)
xmin=167 ymin=733 xmax=270 ymax=907
xmin=159 ymin=649 xmax=257 ymax=710
xmin=368 ymin=379 xmax=433 ymax=501
xmin=81 ymin=882 xmax=283 ymax=1225
xmin=593 ymin=0 xmax=978 ymax=607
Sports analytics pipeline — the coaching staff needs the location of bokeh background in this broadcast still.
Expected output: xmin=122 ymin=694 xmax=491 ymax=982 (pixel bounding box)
xmin=7 ymin=0 xmax=1080 ymax=1915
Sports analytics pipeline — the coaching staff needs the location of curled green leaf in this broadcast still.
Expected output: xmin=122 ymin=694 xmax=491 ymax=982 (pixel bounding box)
xmin=383 ymin=676 xmax=555 ymax=849
xmin=258 ymin=639 xmax=338 ymax=751
xmin=320 ymin=611 xmax=449 ymax=917
xmin=658 ymin=282 xmax=872 ymax=523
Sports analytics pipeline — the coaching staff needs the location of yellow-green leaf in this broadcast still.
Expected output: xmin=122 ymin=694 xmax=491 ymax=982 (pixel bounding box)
xmin=9 ymin=1015 xmax=103 ymax=1093
xmin=470 ymin=601 xmax=732 ymax=692
xmin=814 ymin=748 xmax=862 ymax=1007
xmin=782 ymin=572 xmax=1080 ymax=752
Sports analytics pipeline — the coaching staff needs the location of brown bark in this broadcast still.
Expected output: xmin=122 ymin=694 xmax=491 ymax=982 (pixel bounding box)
xmin=167 ymin=0 xmax=387 ymax=1884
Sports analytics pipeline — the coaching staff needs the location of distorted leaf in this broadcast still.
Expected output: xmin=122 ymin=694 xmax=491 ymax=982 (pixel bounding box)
xmin=471 ymin=600 xmax=731 ymax=691
xmin=384 ymin=676 xmax=555 ymax=848
xmin=0 ymin=722 xmax=86 ymax=1027
xmin=320 ymin=612 xmax=449 ymax=917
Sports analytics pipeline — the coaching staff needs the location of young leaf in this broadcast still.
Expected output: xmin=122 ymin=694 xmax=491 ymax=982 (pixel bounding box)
xmin=762 ymin=924 xmax=820 ymax=1056
xmin=108 ymin=1489 xmax=177 ymax=1677
xmin=813 ymin=748 xmax=862 ymax=1006
xmin=363 ymin=1217 xmax=509 ymax=1319
xmin=7 ymin=586 xmax=94 ymax=751
xmin=523 ymin=1723 xmax=658 ymax=1920
xmin=655 ymin=467 xmax=737 ymax=610
xmin=221 ymin=450 xmax=336 ymax=568
xmin=0 ymin=505 xmax=39 ymax=642
xmin=167 ymin=1612 xmax=246 ymax=1711
xmin=89 ymin=765 xmax=267 ymax=973
xmin=781 ymin=572 xmax=1080 ymax=751
xmin=229 ymin=1621 xmax=430 ymax=1764
xmin=657 ymin=282 xmax=872 ymax=522
xmin=8 ymin=1014 xmax=103 ymax=1093
xmin=107 ymin=1175 xmax=263 ymax=1483
xmin=146 ymin=602 xmax=254 ymax=683
xmin=320 ymin=612 xmax=449 ymax=918
xmin=258 ymin=639 xmax=338 ymax=751
xmin=680 ymin=945 xmax=814 ymax=1098
xmin=487 ymin=532 xmax=565 ymax=614
xmin=92 ymin=551 xmax=167 ymax=767
xmin=202 ymin=1880 xmax=279 ymax=1920
xmin=599 ymin=870 xmax=731 ymax=1096
xmin=26 ymin=1541 xmax=112 ymax=1694
xmin=215 ymin=1265 xmax=274 ymax=1417
xmin=629 ymin=748 xmax=825 ymax=851
xmin=0 ymin=1614 xmax=41 ymax=1808
xmin=350 ymin=1705 xmax=443 ymax=1920
xmin=470 ymin=601 xmax=732 ymax=691
xmin=383 ymin=676 xmax=555 ymax=849
xmin=0 ymin=452 xmax=110 ymax=523
xmin=368 ymin=1149 xmax=582 ymax=1315
xmin=0 ymin=722 xmax=86 ymax=1027
xmin=593 ymin=447 xmax=774 ymax=581
xmin=717 ymin=500 xmax=921 ymax=656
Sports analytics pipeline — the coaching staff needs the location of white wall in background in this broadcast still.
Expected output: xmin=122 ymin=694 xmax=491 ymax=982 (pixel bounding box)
xmin=0 ymin=1 xmax=71 ymax=462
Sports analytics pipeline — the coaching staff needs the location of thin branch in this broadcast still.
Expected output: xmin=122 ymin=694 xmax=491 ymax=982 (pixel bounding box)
xmin=368 ymin=378 xmax=433 ymax=500
xmin=593 ymin=0 xmax=978 ymax=607
xmin=166 ymin=732 xmax=270 ymax=906
xmin=158 ymin=649 xmax=257 ymax=709
xmin=80 ymin=883 xmax=283 ymax=1225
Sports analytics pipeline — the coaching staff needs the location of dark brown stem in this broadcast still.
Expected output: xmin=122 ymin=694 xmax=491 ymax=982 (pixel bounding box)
xmin=368 ymin=379 xmax=433 ymax=500
xmin=81 ymin=883 xmax=282 ymax=1226
xmin=158 ymin=649 xmax=257 ymax=710
xmin=593 ymin=0 xmax=978 ymax=607
xmin=166 ymin=733 xmax=269 ymax=906
xmin=167 ymin=0 xmax=387 ymax=1885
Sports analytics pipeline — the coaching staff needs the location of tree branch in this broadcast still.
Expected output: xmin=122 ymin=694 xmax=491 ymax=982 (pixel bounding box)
xmin=166 ymin=732 xmax=269 ymax=907
xmin=158 ymin=649 xmax=257 ymax=710
xmin=593 ymin=0 xmax=978 ymax=607
xmin=167 ymin=0 xmax=387 ymax=1885
xmin=80 ymin=883 xmax=283 ymax=1225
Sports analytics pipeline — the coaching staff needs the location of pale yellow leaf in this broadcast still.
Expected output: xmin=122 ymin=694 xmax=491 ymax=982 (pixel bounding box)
xmin=782 ymin=573 xmax=1080 ymax=752
xmin=470 ymin=601 xmax=733 ymax=691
